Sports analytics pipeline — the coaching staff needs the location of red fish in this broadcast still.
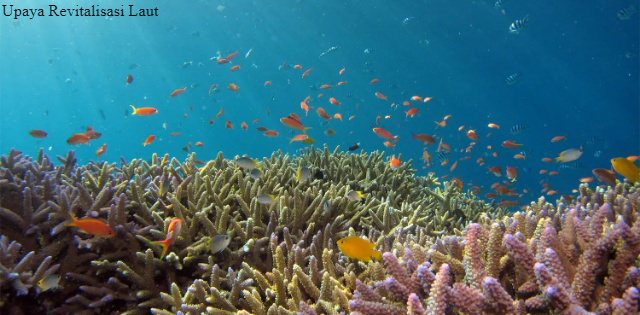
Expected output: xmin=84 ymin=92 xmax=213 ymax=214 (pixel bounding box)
xmin=372 ymin=128 xmax=398 ymax=142
xmin=370 ymin=79 xmax=379 ymax=84
xmin=502 ymin=140 xmax=523 ymax=148
xmin=405 ymin=108 xmax=419 ymax=118
xmin=67 ymin=133 xmax=91 ymax=145
xmin=96 ymin=144 xmax=107 ymax=158
xmin=149 ymin=218 xmax=182 ymax=257
xmin=65 ymin=213 xmax=115 ymax=238
xmin=467 ymin=130 xmax=479 ymax=140
xmin=375 ymin=92 xmax=387 ymax=100
xmin=264 ymin=130 xmax=279 ymax=137
xmin=169 ymin=87 xmax=187 ymax=98
xmin=29 ymin=130 xmax=48 ymax=138
xmin=329 ymin=97 xmax=341 ymax=106
xmin=280 ymin=116 xmax=312 ymax=133
xmin=412 ymin=133 xmax=435 ymax=144
xmin=506 ymin=167 xmax=518 ymax=182
xmin=143 ymin=135 xmax=156 ymax=146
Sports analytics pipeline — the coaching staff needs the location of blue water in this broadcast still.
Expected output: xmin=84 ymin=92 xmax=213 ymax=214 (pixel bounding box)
xmin=1 ymin=0 xmax=638 ymax=201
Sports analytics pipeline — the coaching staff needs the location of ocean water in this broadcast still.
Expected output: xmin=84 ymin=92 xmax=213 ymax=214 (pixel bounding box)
xmin=1 ymin=0 xmax=638 ymax=203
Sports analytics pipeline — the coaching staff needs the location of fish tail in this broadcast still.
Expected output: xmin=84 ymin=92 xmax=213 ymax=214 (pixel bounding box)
xmin=129 ymin=105 xmax=137 ymax=115
xmin=511 ymin=178 xmax=516 ymax=182
xmin=372 ymin=250 xmax=382 ymax=260
xmin=303 ymin=127 xmax=313 ymax=134
xmin=434 ymin=121 xmax=440 ymax=128
xmin=411 ymin=132 xmax=417 ymax=139
xmin=64 ymin=212 xmax=78 ymax=227
xmin=149 ymin=239 xmax=170 ymax=257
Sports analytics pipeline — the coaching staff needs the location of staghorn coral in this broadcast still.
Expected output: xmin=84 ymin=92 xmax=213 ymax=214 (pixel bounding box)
xmin=1 ymin=146 xmax=638 ymax=315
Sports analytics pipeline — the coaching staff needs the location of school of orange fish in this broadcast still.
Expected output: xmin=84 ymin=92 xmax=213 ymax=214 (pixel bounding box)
xmin=26 ymin=48 xmax=639 ymax=210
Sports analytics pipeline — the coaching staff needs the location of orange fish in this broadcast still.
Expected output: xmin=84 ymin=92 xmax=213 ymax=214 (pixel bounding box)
xmin=65 ymin=213 xmax=115 ymax=238
xmin=514 ymin=154 xmax=526 ymax=159
xmin=333 ymin=113 xmax=343 ymax=121
xmin=321 ymin=84 xmax=332 ymax=89
xmin=302 ymin=68 xmax=313 ymax=78
xmin=170 ymin=132 xmax=181 ymax=137
xmin=264 ymin=81 xmax=271 ymax=87
xmin=339 ymin=67 xmax=345 ymax=75
xmin=208 ymin=119 xmax=214 ymax=124
xmin=405 ymin=108 xmax=419 ymax=118
xmin=423 ymin=97 xmax=433 ymax=103
xmin=541 ymin=157 xmax=553 ymax=162
xmin=216 ymin=108 xmax=224 ymax=118
xmin=126 ymin=74 xmax=133 ymax=85
xmin=241 ymin=122 xmax=248 ymax=130
xmin=290 ymin=113 xmax=302 ymax=120
xmin=96 ymin=144 xmax=107 ymax=157
xmin=227 ymin=83 xmax=239 ymax=93
xmin=372 ymin=128 xmax=398 ymax=142
xmin=411 ymin=133 xmax=435 ymax=144
xmin=280 ymin=116 xmax=312 ymax=133
xmin=229 ymin=65 xmax=240 ymax=71
xmin=316 ymin=108 xmax=332 ymax=123
xmin=383 ymin=141 xmax=395 ymax=148
xmin=225 ymin=51 xmax=238 ymax=61
xmin=349 ymin=115 xmax=356 ymax=120
xmin=29 ymin=130 xmax=48 ymax=138
xmin=370 ymin=79 xmax=379 ymax=84
xmin=375 ymin=92 xmax=387 ymax=100
xmin=580 ymin=177 xmax=594 ymax=183
xmin=502 ymin=140 xmax=523 ymax=148
xmin=130 ymin=105 xmax=158 ymax=116
xmin=487 ymin=123 xmax=500 ymax=129
xmin=540 ymin=170 xmax=547 ymax=174
xmin=435 ymin=120 xmax=447 ymax=128
xmin=183 ymin=113 xmax=187 ymax=118
xmin=256 ymin=127 xmax=268 ymax=131
xmin=403 ymin=101 xmax=411 ymax=106
xmin=389 ymin=156 xmax=401 ymax=169
xmin=149 ymin=218 xmax=182 ymax=257
xmin=217 ymin=58 xmax=228 ymax=64
xmin=289 ymin=134 xmax=309 ymax=143
xmin=169 ymin=87 xmax=187 ymax=98
xmin=450 ymin=160 xmax=458 ymax=172
xmin=143 ymin=135 xmax=156 ymax=146
xmin=264 ymin=130 xmax=279 ymax=137
xmin=195 ymin=142 xmax=204 ymax=147
xmin=282 ymin=61 xmax=287 ymax=70
xmin=226 ymin=121 xmax=233 ymax=129
xmin=252 ymin=118 xmax=260 ymax=124
xmin=209 ymin=84 xmax=217 ymax=95
xmin=67 ymin=133 xmax=91 ymax=145
xmin=301 ymin=101 xmax=313 ymax=116
xmin=338 ymin=81 xmax=347 ymax=85
xmin=329 ymin=97 xmax=341 ymax=106
xmin=551 ymin=136 xmax=566 ymax=142
xmin=317 ymin=94 xmax=323 ymax=98
xmin=488 ymin=166 xmax=502 ymax=177
xmin=547 ymin=190 xmax=557 ymax=195
xmin=467 ymin=130 xmax=479 ymax=140
xmin=458 ymin=125 xmax=465 ymax=131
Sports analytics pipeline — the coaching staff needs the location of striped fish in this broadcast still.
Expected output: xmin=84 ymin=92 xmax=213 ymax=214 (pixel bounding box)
xmin=586 ymin=136 xmax=604 ymax=145
xmin=436 ymin=151 xmax=450 ymax=163
xmin=510 ymin=125 xmax=528 ymax=134
xmin=506 ymin=73 xmax=521 ymax=84
xmin=618 ymin=6 xmax=637 ymax=20
xmin=558 ymin=162 xmax=584 ymax=171
xmin=495 ymin=0 xmax=508 ymax=8
xmin=509 ymin=15 xmax=530 ymax=34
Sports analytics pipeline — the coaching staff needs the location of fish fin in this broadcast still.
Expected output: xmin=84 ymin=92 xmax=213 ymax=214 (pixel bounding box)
xmin=63 ymin=212 xmax=77 ymax=227
xmin=303 ymin=127 xmax=313 ymax=134
xmin=149 ymin=239 xmax=170 ymax=258
xmin=372 ymin=250 xmax=382 ymax=260
xmin=511 ymin=179 xmax=516 ymax=182
xmin=129 ymin=105 xmax=137 ymax=115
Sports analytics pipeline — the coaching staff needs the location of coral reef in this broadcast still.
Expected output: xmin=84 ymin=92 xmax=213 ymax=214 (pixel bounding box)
xmin=0 ymin=146 xmax=638 ymax=315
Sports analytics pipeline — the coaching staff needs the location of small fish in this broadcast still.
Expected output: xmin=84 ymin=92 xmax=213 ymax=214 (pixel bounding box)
xmin=592 ymin=168 xmax=617 ymax=185
xmin=510 ymin=124 xmax=528 ymax=134
xmin=302 ymin=137 xmax=316 ymax=144
xmin=346 ymin=190 xmax=364 ymax=201
xmin=209 ymin=234 xmax=231 ymax=253
xmin=495 ymin=0 xmax=508 ymax=8
xmin=228 ymin=83 xmax=239 ymax=93
xmin=556 ymin=146 xmax=583 ymax=163
xmin=245 ymin=48 xmax=253 ymax=58
xmin=130 ymin=105 xmax=158 ymax=116
xmin=143 ymin=135 xmax=156 ymax=146
xmin=297 ymin=167 xmax=310 ymax=182
xmin=313 ymin=170 xmax=325 ymax=180
xmin=506 ymin=73 xmax=521 ymax=84
xmin=169 ymin=87 xmax=187 ymax=98
xmin=585 ymin=136 xmax=604 ymax=145
xmin=236 ymin=157 xmax=261 ymax=170
xmin=594 ymin=150 xmax=603 ymax=157
xmin=64 ymin=213 xmax=115 ymax=238
xmin=96 ymin=144 xmax=107 ymax=158
xmin=250 ymin=168 xmax=263 ymax=180
xmin=37 ymin=275 xmax=61 ymax=293
xmin=337 ymin=236 xmax=381 ymax=261
xmin=509 ymin=15 xmax=529 ymax=34
xmin=349 ymin=142 xmax=360 ymax=151
xmin=257 ymin=193 xmax=276 ymax=205
xmin=506 ymin=167 xmax=518 ymax=182
xmin=66 ymin=133 xmax=91 ymax=145
xmin=325 ymin=128 xmax=337 ymax=137
xmin=618 ymin=6 xmax=637 ymax=20
xmin=159 ymin=177 xmax=171 ymax=197
xmin=281 ymin=116 xmax=312 ymax=134
xmin=149 ymin=218 xmax=182 ymax=257
xmin=29 ymin=130 xmax=48 ymax=138
xmin=558 ymin=162 xmax=584 ymax=170
xmin=126 ymin=74 xmax=133 ymax=85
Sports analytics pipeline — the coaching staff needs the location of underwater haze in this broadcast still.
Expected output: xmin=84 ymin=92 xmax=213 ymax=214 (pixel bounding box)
xmin=1 ymin=0 xmax=638 ymax=201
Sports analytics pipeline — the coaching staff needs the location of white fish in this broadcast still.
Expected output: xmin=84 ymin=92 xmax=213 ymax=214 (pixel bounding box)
xmin=556 ymin=146 xmax=583 ymax=163
xmin=245 ymin=48 xmax=253 ymax=58
xmin=250 ymin=168 xmax=263 ymax=180
xmin=209 ymin=234 xmax=231 ymax=253
xmin=297 ymin=167 xmax=310 ymax=182
xmin=346 ymin=190 xmax=364 ymax=201
xmin=236 ymin=157 xmax=260 ymax=170
xmin=37 ymin=275 xmax=61 ymax=293
xmin=257 ymin=193 xmax=276 ymax=205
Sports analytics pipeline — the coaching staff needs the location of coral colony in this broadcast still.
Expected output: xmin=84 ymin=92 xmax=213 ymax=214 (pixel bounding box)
xmin=0 ymin=146 xmax=638 ymax=314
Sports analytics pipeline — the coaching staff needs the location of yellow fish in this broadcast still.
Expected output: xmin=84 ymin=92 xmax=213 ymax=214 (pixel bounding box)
xmin=611 ymin=157 xmax=640 ymax=183
xmin=337 ymin=236 xmax=381 ymax=261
